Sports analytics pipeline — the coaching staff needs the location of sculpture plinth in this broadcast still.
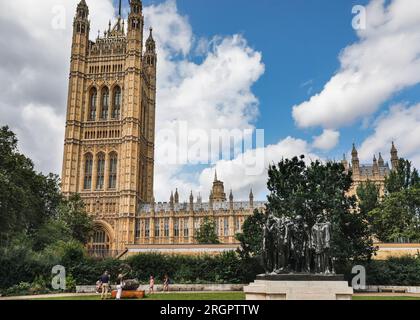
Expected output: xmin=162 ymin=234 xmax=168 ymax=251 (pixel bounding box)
xmin=244 ymin=274 xmax=353 ymax=300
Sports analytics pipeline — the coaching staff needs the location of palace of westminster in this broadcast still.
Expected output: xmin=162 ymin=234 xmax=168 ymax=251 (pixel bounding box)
xmin=61 ymin=1 xmax=401 ymax=256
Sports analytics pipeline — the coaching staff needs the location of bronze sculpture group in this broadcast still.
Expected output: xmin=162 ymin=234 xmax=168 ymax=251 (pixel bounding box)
xmin=262 ymin=213 xmax=335 ymax=275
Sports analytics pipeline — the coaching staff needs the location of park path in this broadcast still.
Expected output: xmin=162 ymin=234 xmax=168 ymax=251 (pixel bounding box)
xmin=0 ymin=293 xmax=100 ymax=300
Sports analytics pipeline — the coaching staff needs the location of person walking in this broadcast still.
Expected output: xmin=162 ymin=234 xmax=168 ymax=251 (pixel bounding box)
xmin=116 ymin=273 xmax=124 ymax=300
xmin=163 ymin=274 xmax=170 ymax=293
xmin=100 ymin=271 xmax=111 ymax=300
xmin=149 ymin=275 xmax=155 ymax=295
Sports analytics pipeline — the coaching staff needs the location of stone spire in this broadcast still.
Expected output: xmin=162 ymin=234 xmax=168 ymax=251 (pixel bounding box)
xmin=249 ymin=189 xmax=254 ymax=208
xmin=373 ymin=155 xmax=379 ymax=176
xmin=229 ymin=190 xmax=234 ymax=211
xmin=378 ymin=152 xmax=385 ymax=167
xmin=174 ymin=188 xmax=179 ymax=204
xmin=341 ymin=154 xmax=349 ymax=171
xmin=351 ymin=144 xmax=360 ymax=177
xmin=189 ymin=191 xmax=194 ymax=211
xmin=391 ymin=142 xmax=399 ymax=170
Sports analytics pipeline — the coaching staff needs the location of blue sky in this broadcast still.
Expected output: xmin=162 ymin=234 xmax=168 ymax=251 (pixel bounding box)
xmin=124 ymin=0 xmax=417 ymax=161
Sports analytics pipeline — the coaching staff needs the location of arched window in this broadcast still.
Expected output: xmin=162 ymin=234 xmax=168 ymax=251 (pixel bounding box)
xmin=112 ymin=87 xmax=121 ymax=119
xmin=96 ymin=153 xmax=105 ymax=190
xmin=90 ymin=228 xmax=111 ymax=257
xmin=109 ymin=153 xmax=118 ymax=189
xmin=101 ymin=88 xmax=109 ymax=120
xmin=89 ymin=88 xmax=97 ymax=121
xmin=84 ymin=153 xmax=93 ymax=190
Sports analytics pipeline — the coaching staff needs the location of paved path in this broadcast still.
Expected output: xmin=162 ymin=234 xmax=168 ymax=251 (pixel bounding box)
xmin=0 ymin=293 xmax=100 ymax=300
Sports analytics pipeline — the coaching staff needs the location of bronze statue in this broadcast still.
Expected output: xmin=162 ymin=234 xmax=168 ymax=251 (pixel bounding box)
xmin=262 ymin=211 xmax=335 ymax=275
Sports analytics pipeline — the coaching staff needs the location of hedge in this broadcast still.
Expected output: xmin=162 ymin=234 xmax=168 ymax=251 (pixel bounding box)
xmin=2 ymin=243 xmax=420 ymax=294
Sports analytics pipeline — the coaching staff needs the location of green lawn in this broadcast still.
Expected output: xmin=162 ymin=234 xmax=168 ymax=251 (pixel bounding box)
xmin=353 ymin=295 xmax=420 ymax=300
xmin=32 ymin=292 xmax=246 ymax=301
xmin=30 ymin=293 xmax=420 ymax=301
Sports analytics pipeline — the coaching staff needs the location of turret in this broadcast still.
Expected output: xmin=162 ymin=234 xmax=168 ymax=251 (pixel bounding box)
xmin=249 ymin=189 xmax=254 ymax=209
xmin=128 ymin=0 xmax=143 ymax=35
xmin=341 ymin=154 xmax=349 ymax=171
xmin=391 ymin=142 xmax=399 ymax=170
xmin=378 ymin=153 xmax=385 ymax=167
xmin=351 ymin=144 xmax=360 ymax=178
xmin=144 ymin=28 xmax=157 ymax=68
xmin=170 ymin=191 xmax=174 ymax=210
xmin=72 ymin=0 xmax=90 ymax=57
xmin=189 ymin=191 xmax=194 ymax=212
xmin=229 ymin=190 xmax=234 ymax=211
xmin=373 ymin=155 xmax=379 ymax=177
xmin=174 ymin=188 xmax=179 ymax=204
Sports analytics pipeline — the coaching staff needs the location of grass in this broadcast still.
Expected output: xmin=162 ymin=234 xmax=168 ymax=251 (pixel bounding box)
xmin=353 ymin=295 xmax=420 ymax=300
xmin=29 ymin=292 xmax=420 ymax=301
xmin=31 ymin=292 xmax=246 ymax=301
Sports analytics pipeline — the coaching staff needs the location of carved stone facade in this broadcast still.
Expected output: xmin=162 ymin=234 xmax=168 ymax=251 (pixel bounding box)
xmin=135 ymin=173 xmax=265 ymax=245
xmin=61 ymin=0 xmax=156 ymax=253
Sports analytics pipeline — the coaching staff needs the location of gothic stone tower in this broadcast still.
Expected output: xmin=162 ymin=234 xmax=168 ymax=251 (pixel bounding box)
xmin=61 ymin=0 xmax=157 ymax=253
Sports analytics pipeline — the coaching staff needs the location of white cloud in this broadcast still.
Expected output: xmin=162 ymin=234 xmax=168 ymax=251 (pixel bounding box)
xmin=359 ymin=103 xmax=420 ymax=167
xmin=292 ymin=0 xmax=420 ymax=129
xmin=196 ymin=137 xmax=320 ymax=201
xmin=0 ymin=0 xmax=115 ymax=174
xmin=312 ymin=129 xmax=340 ymax=151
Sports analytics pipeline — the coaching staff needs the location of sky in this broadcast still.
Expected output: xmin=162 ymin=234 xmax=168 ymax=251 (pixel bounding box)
xmin=0 ymin=0 xmax=419 ymax=202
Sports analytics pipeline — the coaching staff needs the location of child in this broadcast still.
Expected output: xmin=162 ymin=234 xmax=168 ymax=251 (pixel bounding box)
xmin=96 ymin=280 xmax=102 ymax=294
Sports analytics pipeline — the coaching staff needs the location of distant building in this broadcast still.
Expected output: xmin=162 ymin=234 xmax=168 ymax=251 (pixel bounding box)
xmin=344 ymin=143 xmax=399 ymax=197
xmin=135 ymin=172 xmax=265 ymax=246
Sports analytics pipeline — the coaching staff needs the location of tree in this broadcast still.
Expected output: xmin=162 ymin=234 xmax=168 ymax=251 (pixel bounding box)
xmin=356 ymin=181 xmax=380 ymax=224
xmin=237 ymin=156 xmax=375 ymax=270
xmin=58 ymin=194 xmax=94 ymax=245
xmin=369 ymin=186 xmax=420 ymax=243
xmin=0 ymin=126 xmax=62 ymax=243
xmin=236 ymin=209 xmax=265 ymax=258
xmin=385 ymin=159 xmax=420 ymax=194
xmin=195 ymin=218 xmax=220 ymax=244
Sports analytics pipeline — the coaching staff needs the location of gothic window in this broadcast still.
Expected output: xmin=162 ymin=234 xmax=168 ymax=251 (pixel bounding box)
xmin=112 ymin=86 xmax=121 ymax=119
xmin=81 ymin=24 xmax=85 ymax=34
xmin=101 ymin=88 xmax=109 ymax=120
xmin=89 ymin=88 xmax=97 ymax=121
xmin=84 ymin=153 xmax=93 ymax=190
xmin=135 ymin=219 xmax=141 ymax=239
xmin=224 ymin=217 xmax=229 ymax=237
xmin=96 ymin=153 xmax=105 ymax=190
xmin=164 ymin=218 xmax=169 ymax=237
xmin=109 ymin=153 xmax=118 ymax=189
xmin=184 ymin=219 xmax=189 ymax=238
xmin=235 ymin=217 xmax=240 ymax=233
xmin=90 ymin=228 xmax=110 ymax=257
xmin=145 ymin=219 xmax=150 ymax=238
xmin=174 ymin=218 xmax=179 ymax=237
xmin=154 ymin=219 xmax=160 ymax=237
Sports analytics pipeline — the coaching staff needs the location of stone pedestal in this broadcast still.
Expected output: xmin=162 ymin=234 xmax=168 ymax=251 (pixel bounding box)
xmin=244 ymin=274 xmax=353 ymax=300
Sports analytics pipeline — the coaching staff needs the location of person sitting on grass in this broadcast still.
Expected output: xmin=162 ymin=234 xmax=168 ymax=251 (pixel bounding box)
xmin=100 ymin=271 xmax=111 ymax=300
